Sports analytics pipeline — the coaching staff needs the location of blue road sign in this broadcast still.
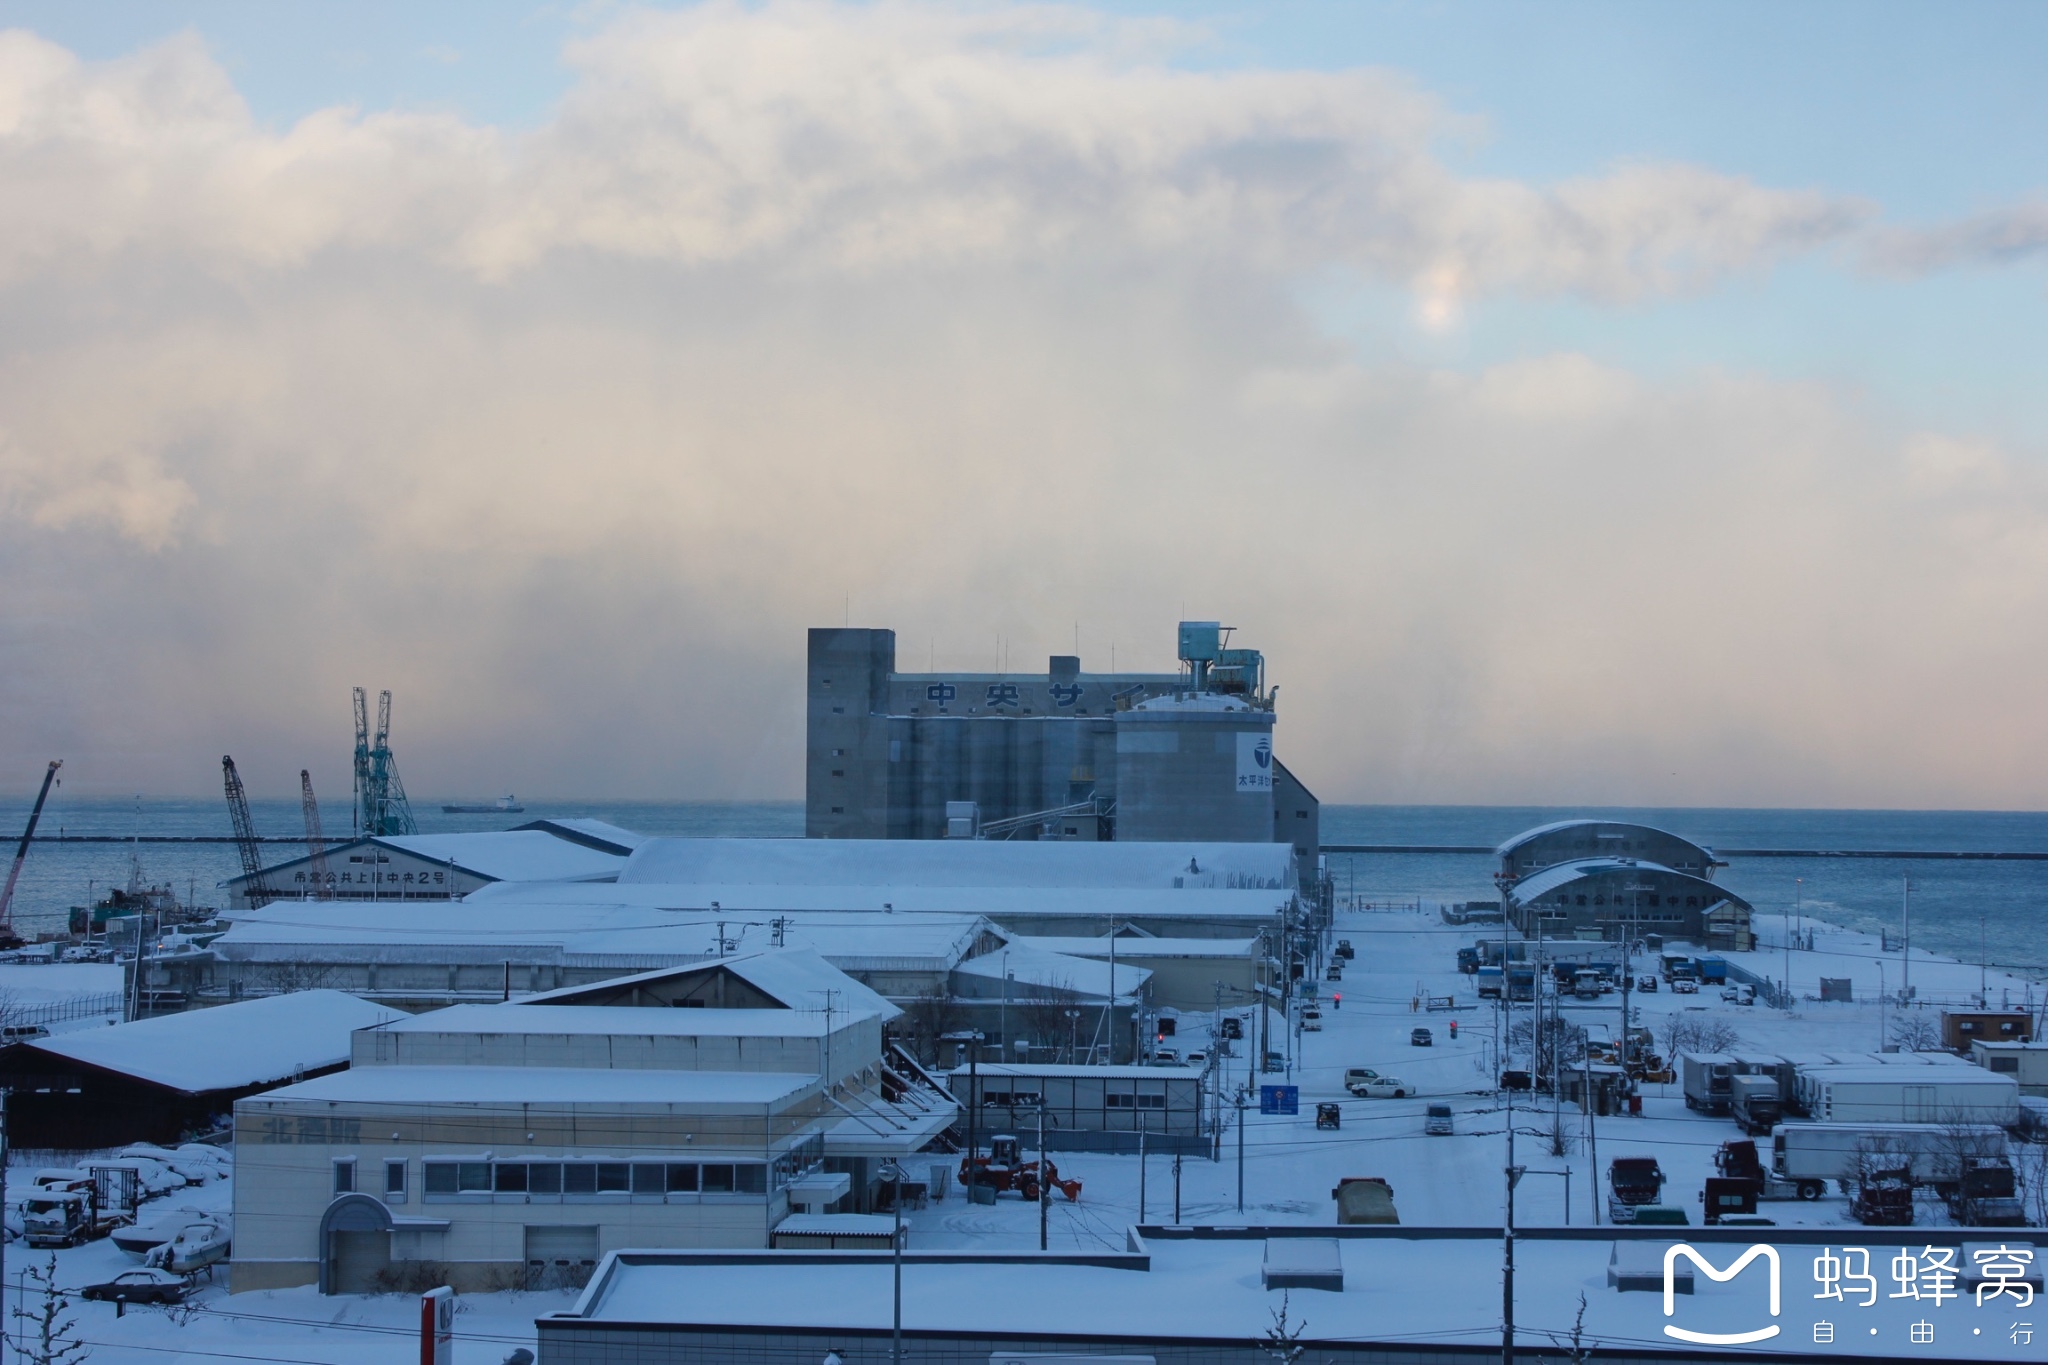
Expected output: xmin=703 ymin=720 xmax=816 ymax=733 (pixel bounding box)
xmin=1259 ymin=1085 xmax=1299 ymax=1116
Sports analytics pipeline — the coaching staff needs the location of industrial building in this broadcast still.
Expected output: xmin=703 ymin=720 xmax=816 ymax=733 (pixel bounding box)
xmin=1502 ymin=856 xmax=1755 ymax=950
xmin=946 ymin=1061 xmax=1208 ymax=1153
xmin=1493 ymin=819 xmax=1722 ymax=885
xmin=0 ymin=990 xmax=401 ymax=1149
xmin=231 ymin=951 xmax=956 ymax=1295
xmin=221 ymin=821 xmax=641 ymax=909
xmin=805 ymin=621 xmax=1322 ymax=888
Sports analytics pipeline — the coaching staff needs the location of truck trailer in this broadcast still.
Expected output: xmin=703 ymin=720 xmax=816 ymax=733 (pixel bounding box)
xmin=1772 ymin=1121 xmax=2009 ymax=1194
xmin=1681 ymin=1052 xmax=1736 ymax=1114
xmin=1801 ymin=1067 xmax=2018 ymax=1126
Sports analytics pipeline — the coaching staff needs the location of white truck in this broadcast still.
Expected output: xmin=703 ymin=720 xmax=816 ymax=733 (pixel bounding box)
xmin=1772 ymin=1121 xmax=2010 ymax=1194
xmin=1681 ymin=1052 xmax=1737 ymax=1114
xmin=1800 ymin=1067 xmax=2018 ymax=1126
xmin=1730 ymin=1073 xmax=1783 ymax=1135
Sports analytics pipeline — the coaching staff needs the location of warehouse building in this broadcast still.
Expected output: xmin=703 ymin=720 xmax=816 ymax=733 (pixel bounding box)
xmin=806 ymin=621 xmax=1323 ymax=888
xmin=0 ymin=990 xmax=401 ymax=1149
xmin=946 ymin=1061 xmax=1208 ymax=1153
xmin=231 ymin=950 xmax=956 ymax=1295
xmin=222 ymin=823 xmax=638 ymax=909
xmin=1503 ymin=857 xmax=1754 ymax=951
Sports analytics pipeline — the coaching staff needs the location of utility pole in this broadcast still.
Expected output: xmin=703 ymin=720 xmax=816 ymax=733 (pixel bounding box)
xmin=1173 ymin=1151 xmax=1183 ymax=1223
xmin=1138 ymin=1125 xmax=1147 ymax=1223
xmin=1038 ymin=1105 xmax=1049 ymax=1251
xmin=1503 ymin=1081 xmax=1517 ymax=1365
xmin=1901 ymin=874 xmax=1912 ymax=1004
xmin=881 ymin=1161 xmax=903 ymax=1365
xmin=1236 ymin=1091 xmax=1246 ymax=1213
xmin=1 ymin=1087 xmax=9 ymax=1365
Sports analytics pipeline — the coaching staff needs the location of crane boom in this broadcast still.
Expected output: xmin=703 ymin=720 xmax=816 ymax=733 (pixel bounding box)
xmin=300 ymin=769 xmax=330 ymax=898
xmin=352 ymin=687 xmax=371 ymax=836
xmin=0 ymin=759 xmax=62 ymax=938
xmin=221 ymin=755 xmax=273 ymax=908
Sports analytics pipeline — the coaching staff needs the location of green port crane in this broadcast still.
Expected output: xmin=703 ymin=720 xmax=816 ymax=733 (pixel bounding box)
xmin=352 ymin=687 xmax=417 ymax=838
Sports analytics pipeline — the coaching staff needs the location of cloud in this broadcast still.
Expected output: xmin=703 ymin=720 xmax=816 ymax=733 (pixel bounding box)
xmin=1866 ymin=200 xmax=2048 ymax=274
xmin=0 ymin=4 xmax=2040 ymax=809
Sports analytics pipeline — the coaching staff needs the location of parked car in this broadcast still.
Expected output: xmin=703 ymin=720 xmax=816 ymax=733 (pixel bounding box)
xmin=1671 ymin=978 xmax=1699 ymax=994
xmin=1151 ymin=1048 xmax=1180 ymax=1064
xmin=1410 ymin=1027 xmax=1433 ymax=1047
xmin=1351 ymin=1076 xmax=1413 ymax=1099
xmin=1636 ymin=975 xmax=1658 ymax=993
xmin=1424 ymin=1104 xmax=1454 ymax=1136
xmin=80 ymin=1269 xmax=189 ymax=1306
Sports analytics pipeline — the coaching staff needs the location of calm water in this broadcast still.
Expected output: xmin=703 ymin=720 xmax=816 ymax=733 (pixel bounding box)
xmin=4 ymin=796 xmax=2046 ymax=976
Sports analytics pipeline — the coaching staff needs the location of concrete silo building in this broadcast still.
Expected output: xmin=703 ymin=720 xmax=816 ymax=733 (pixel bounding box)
xmin=805 ymin=621 xmax=1319 ymax=885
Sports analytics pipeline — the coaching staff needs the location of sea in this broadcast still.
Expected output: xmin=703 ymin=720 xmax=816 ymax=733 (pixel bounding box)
xmin=5 ymin=796 xmax=2048 ymax=977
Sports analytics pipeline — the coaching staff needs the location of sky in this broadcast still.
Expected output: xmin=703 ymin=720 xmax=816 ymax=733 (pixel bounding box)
xmin=1 ymin=0 xmax=2046 ymax=808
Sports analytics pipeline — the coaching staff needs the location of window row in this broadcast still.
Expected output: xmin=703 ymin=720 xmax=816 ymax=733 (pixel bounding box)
xmin=423 ymin=1160 xmax=768 ymax=1200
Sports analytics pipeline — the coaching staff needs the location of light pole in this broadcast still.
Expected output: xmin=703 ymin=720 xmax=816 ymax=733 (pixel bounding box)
xmin=941 ymin=1030 xmax=986 ymax=1188
xmin=880 ymin=1161 xmax=904 ymax=1365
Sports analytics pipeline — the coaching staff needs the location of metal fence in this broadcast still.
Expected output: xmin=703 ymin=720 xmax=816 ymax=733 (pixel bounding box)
xmin=7 ymin=992 xmax=124 ymax=1031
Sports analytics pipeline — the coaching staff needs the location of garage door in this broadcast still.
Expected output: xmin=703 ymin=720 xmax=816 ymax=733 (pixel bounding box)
xmin=525 ymin=1225 xmax=599 ymax=1291
xmin=330 ymin=1230 xmax=391 ymax=1295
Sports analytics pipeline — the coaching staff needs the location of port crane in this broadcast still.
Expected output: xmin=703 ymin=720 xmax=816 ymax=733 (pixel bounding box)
xmin=221 ymin=755 xmax=274 ymax=908
xmin=0 ymin=759 xmax=62 ymax=948
xmin=352 ymin=687 xmax=417 ymax=837
xmin=300 ymin=770 xmax=331 ymax=899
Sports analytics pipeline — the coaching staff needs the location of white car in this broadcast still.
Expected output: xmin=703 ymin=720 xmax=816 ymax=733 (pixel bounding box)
xmin=1671 ymin=978 xmax=1699 ymax=994
xmin=1348 ymin=1077 xmax=1413 ymax=1099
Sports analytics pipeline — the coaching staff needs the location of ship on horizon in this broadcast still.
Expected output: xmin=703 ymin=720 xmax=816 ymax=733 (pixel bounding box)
xmin=440 ymin=794 xmax=524 ymax=814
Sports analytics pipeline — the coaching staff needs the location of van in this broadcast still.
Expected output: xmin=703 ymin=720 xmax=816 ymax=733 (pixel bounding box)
xmin=1424 ymin=1104 xmax=1453 ymax=1136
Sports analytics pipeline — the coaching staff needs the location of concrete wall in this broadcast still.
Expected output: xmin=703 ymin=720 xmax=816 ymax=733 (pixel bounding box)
xmin=1114 ymin=708 xmax=1275 ymax=844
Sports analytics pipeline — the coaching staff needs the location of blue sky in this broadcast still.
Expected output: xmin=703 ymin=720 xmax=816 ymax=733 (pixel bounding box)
xmin=8 ymin=0 xmax=2042 ymax=447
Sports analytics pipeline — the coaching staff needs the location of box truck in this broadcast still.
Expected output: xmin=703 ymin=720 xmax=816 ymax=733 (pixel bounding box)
xmin=1730 ymin=1073 xmax=1783 ymax=1135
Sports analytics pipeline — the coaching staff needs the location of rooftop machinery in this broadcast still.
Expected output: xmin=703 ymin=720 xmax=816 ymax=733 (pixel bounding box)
xmin=352 ymin=687 xmax=417 ymax=837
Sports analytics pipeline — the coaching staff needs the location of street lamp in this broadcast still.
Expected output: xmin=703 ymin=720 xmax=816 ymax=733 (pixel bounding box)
xmin=941 ymin=1030 xmax=987 ymax=1192
xmin=879 ymin=1160 xmax=904 ymax=1365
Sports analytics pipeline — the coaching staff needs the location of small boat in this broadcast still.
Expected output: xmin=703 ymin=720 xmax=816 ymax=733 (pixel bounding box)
xmin=441 ymin=794 xmax=524 ymax=814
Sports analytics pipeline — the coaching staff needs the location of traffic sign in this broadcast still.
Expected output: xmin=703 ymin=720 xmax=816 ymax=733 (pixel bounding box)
xmin=1259 ymin=1084 xmax=1299 ymax=1116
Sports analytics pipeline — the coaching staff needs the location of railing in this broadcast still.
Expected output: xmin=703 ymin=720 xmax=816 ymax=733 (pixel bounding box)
xmin=5 ymin=992 xmax=125 ymax=1031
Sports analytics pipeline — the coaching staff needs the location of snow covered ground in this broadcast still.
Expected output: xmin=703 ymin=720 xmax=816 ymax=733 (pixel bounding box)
xmin=3 ymin=900 xmax=2043 ymax=1362
xmin=902 ymin=904 xmax=2047 ymax=1247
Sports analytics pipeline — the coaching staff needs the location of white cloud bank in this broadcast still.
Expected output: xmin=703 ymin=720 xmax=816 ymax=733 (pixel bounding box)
xmin=0 ymin=2 xmax=2040 ymax=808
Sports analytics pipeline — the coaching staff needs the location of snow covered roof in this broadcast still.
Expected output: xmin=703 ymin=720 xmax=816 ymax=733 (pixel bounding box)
xmin=466 ymin=877 xmax=1296 ymax=928
xmin=370 ymin=1004 xmax=862 ymax=1039
xmin=1493 ymin=819 xmax=1715 ymax=862
xmin=374 ymin=831 xmax=628 ymax=881
xmin=1004 ymin=935 xmax=1259 ymax=960
xmin=212 ymin=902 xmax=988 ymax=973
xmin=616 ymin=838 xmax=1296 ymax=891
xmin=954 ymin=944 xmax=1151 ymax=1000
xmin=225 ymin=830 xmax=627 ymax=891
xmin=511 ymin=819 xmax=648 ymax=856
xmin=1504 ymin=857 xmax=1745 ymax=908
xmin=26 ymin=990 xmax=404 ymax=1093
xmin=517 ymin=950 xmax=900 ymax=1022
xmin=251 ymin=1065 xmax=817 ymax=1108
